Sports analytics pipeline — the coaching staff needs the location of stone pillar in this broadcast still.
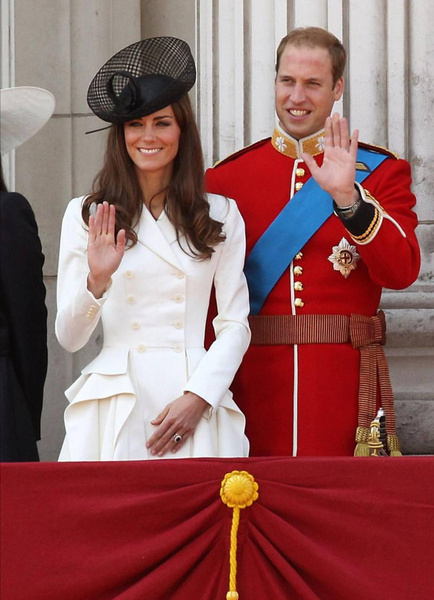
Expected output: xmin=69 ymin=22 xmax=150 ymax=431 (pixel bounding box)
xmin=387 ymin=0 xmax=434 ymax=454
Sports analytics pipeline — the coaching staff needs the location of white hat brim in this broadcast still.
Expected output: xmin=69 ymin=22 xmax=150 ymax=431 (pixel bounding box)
xmin=1 ymin=86 xmax=55 ymax=155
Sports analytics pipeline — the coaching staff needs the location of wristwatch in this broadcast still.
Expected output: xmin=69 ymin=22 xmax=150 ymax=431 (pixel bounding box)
xmin=335 ymin=195 xmax=362 ymax=219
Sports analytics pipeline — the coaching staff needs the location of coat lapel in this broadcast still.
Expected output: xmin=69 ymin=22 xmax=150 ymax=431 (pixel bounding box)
xmin=136 ymin=207 xmax=183 ymax=270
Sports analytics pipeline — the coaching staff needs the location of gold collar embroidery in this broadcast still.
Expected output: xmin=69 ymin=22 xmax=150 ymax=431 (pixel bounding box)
xmin=271 ymin=126 xmax=326 ymax=159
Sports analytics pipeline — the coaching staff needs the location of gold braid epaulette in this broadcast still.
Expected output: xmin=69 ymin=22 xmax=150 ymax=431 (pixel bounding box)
xmin=358 ymin=141 xmax=400 ymax=160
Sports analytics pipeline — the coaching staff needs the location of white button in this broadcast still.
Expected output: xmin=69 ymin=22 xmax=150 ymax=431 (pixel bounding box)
xmin=174 ymin=344 xmax=183 ymax=353
xmin=127 ymin=295 xmax=135 ymax=304
xmin=174 ymin=294 xmax=184 ymax=303
xmin=131 ymin=321 xmax=140 ymax=330
xmin=136 ymin=344 xmax=147 ymax=353
xmin=174 ymin=321 xmax=184 ymax=329
xmin=124 ymin=270 xmax=133 ymax=279
xmin=176 ymin=271 xmax=185 ymax=279
xmin=86 ymin=305 xmax=97 ymax=320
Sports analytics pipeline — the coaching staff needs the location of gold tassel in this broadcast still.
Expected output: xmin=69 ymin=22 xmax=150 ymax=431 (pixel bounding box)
xmin=387 ymin=434 xmax=402 ymax=457
xmin=354 ymin=442 xmax=371 ymax=456
xmin=354 ymin=426 xmax=371 ymax=456
xmin=220 ymin=471 xmax=259 ymax=600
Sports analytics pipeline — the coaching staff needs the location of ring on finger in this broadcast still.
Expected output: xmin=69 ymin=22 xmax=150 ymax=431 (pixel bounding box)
xmin=173 ymin=433 xmax=183 ymax=444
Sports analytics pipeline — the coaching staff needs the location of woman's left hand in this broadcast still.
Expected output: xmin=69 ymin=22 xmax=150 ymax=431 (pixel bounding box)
xmin=146 ymin=392 xmax=209 ymax=456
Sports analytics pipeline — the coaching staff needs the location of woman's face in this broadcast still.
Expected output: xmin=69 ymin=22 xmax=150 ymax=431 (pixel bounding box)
xmin=124 ymin=105 xmax=181 ymax=180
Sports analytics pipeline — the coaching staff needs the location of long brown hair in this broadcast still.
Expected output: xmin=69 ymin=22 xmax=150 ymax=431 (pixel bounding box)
xmin=82 ymin=94 xmax=225 ymax=259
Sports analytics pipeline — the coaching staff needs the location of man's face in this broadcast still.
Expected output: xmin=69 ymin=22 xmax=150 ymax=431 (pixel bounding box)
xmin=275 ymin=44 xmax=343 ymax=139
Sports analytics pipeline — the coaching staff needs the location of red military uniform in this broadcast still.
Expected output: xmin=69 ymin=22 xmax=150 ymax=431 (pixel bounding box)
xmin=205 ymin=126 xmax=420 ymax=456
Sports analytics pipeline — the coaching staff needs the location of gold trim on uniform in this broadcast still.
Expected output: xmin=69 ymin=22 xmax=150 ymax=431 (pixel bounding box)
xmin=271 ymin=126 xmax=325 ymax=159
xmin=364 ymin=188 xmax=383 ymax=206
xmin=328 ymin=237 xmax=361 ymax=279
xmin=350 ymin=188 xmax=385 ymax=244
xmin=360 ymin=142 xmax=400 ymax=160
xmin=350 ymin=208 xmax=381 ymax=244
xmin=302 ymin=133 xmax=326 ymax=157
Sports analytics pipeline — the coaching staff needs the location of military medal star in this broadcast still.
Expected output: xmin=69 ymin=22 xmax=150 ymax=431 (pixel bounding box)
xmin=328 ymin=237 xmax=360 ymax=279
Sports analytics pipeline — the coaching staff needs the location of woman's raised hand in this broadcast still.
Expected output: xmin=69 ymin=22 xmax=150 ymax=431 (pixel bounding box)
xmin=87 ymin=201 xmax=126 ymax=298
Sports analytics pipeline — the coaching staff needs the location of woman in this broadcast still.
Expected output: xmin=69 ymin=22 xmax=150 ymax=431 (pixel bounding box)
xmin=1 ymin=86 xmax=54 ymax=461
xmin=56 ymin=37 xmax=250 ymax=460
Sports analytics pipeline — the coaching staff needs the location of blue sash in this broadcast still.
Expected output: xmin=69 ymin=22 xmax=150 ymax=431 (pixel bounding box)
xmin=245 ymin=147 xmax=388 ymax=314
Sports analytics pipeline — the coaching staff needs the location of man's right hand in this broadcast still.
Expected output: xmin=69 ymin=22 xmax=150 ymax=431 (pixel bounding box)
xmin=302 ymin=113 xmax=359 ymax=207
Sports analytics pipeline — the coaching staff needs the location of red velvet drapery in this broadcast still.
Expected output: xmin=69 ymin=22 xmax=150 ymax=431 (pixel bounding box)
xmin=1 ymin=457 xmax=433 ymax=599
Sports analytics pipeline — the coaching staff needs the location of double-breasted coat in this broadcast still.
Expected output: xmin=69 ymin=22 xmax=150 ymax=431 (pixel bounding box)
xmin=56 ymin=194 xmax=250 ymax=460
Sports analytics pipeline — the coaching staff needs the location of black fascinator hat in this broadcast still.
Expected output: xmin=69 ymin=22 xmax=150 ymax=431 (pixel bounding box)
xmin=87 ymin=37 xmax=196 ymax=124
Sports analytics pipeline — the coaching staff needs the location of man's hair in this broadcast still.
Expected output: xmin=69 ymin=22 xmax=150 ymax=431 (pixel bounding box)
xmin=275 ymin=26 xmax=346 ymax=87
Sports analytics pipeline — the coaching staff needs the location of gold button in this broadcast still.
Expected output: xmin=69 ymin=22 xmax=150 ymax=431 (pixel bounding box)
xmin=127 ymin=295 xmax=135 ymax=304
xmin=136 ymin=344 xmax=147 ymax=353
xmin=294 ymin=281 xmax=304 ymax=291
xmin=295 ymin=182 xmax=304 ymax=191
xmin=295 ymin=252 xmax=303 ymax=260
xmin=174 ymin=294 xmax=184 ymax=303
xmin=296 ymin=167 xmax=305 ymax=177
xmin=131 ymin=321 xmax=140 ymax=330
xmin=293 ymin=266 xmax=303 ymax=276
xmin=124 ymin=270 xmax=133 ymax=279
xmin=174 ymin=321 xmax=184 ymax=329
xmin=294 ymin=298 xmax=305 ymax=308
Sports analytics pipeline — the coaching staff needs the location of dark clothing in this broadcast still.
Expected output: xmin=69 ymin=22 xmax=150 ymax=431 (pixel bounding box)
xmin=0 ymin=191 xmax=47 ymax=461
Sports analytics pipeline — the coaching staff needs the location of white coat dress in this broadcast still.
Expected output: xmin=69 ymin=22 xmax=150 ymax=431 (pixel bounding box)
xmin=56 ymin=194 xmax=250 ymax=460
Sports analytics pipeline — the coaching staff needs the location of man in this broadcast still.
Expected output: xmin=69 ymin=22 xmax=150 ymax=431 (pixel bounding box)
xmin=205 ymin=27 xmax=420 ymax=456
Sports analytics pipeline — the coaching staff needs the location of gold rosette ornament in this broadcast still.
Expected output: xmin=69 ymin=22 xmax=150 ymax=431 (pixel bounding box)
xmin=220 ymin=471 xmax=259 ymax=600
